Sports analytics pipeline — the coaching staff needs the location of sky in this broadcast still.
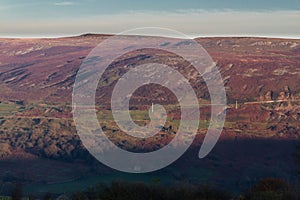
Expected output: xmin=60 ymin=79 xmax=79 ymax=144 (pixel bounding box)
xmin=0 ymin=0 xmax=300 ymax=38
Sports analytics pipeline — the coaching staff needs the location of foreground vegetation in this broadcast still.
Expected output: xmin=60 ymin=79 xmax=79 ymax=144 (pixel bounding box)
xmin=5 ymin=178 xmax=300 ymax=200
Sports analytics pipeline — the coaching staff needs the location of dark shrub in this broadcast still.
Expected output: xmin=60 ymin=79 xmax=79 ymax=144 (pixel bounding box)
xmin=10 ymin=183 xmax=22 ymax=200
xmin=245 ymin=178 xmax=297 ymax=200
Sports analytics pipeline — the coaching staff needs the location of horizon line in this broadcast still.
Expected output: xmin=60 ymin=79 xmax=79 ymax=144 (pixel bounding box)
xmin=1 ymin=33 xmax=300 ymax=40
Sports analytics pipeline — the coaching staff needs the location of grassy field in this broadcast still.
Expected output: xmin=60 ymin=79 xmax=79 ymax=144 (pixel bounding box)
xmin=0 ymin=196 xmax=11 ymax=200
xmin=23 ymin=166 xmax=213 ymax=195
xmin=0 ymin=103 xmax=20 ymax=117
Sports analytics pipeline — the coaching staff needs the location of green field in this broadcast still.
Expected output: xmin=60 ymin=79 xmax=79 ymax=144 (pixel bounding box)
xmin=23 ymin=166 xmax=213 ymax=195
xmin=0 ymin=102 xmax=20 ymax=116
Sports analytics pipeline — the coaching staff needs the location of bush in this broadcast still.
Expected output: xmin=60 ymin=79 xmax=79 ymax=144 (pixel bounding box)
xmin=245 ymin=178 xmax=297 ymax=200
xmin=10 ymin=183 xmax=22 ymax=200
xmin=70 ymin=181 xmax=232 ymax=200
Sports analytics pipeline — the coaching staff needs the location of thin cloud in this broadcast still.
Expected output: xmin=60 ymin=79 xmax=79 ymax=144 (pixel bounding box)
xmin=1 ymin=10 xmax=299 ymax=38
xmin=53 ymin=1 xmax=77 ymax=6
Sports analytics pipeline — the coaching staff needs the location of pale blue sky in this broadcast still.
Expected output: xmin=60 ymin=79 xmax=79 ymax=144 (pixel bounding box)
xmin=0 ymin=0 xmax=300 ymax=37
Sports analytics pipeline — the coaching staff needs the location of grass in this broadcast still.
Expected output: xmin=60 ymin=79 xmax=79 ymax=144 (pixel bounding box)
xmin=23 ymin=173 xmax=174 ymax=195
xmin=97 ymin=107 xmax=210 ymax=132
xmin=0 ymin=102 xmax=20 ymax=117
xmin=0 ymin=196 xmax=11 ymax=200
xmin=23 ymin=164 xmax=215 ymax=196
